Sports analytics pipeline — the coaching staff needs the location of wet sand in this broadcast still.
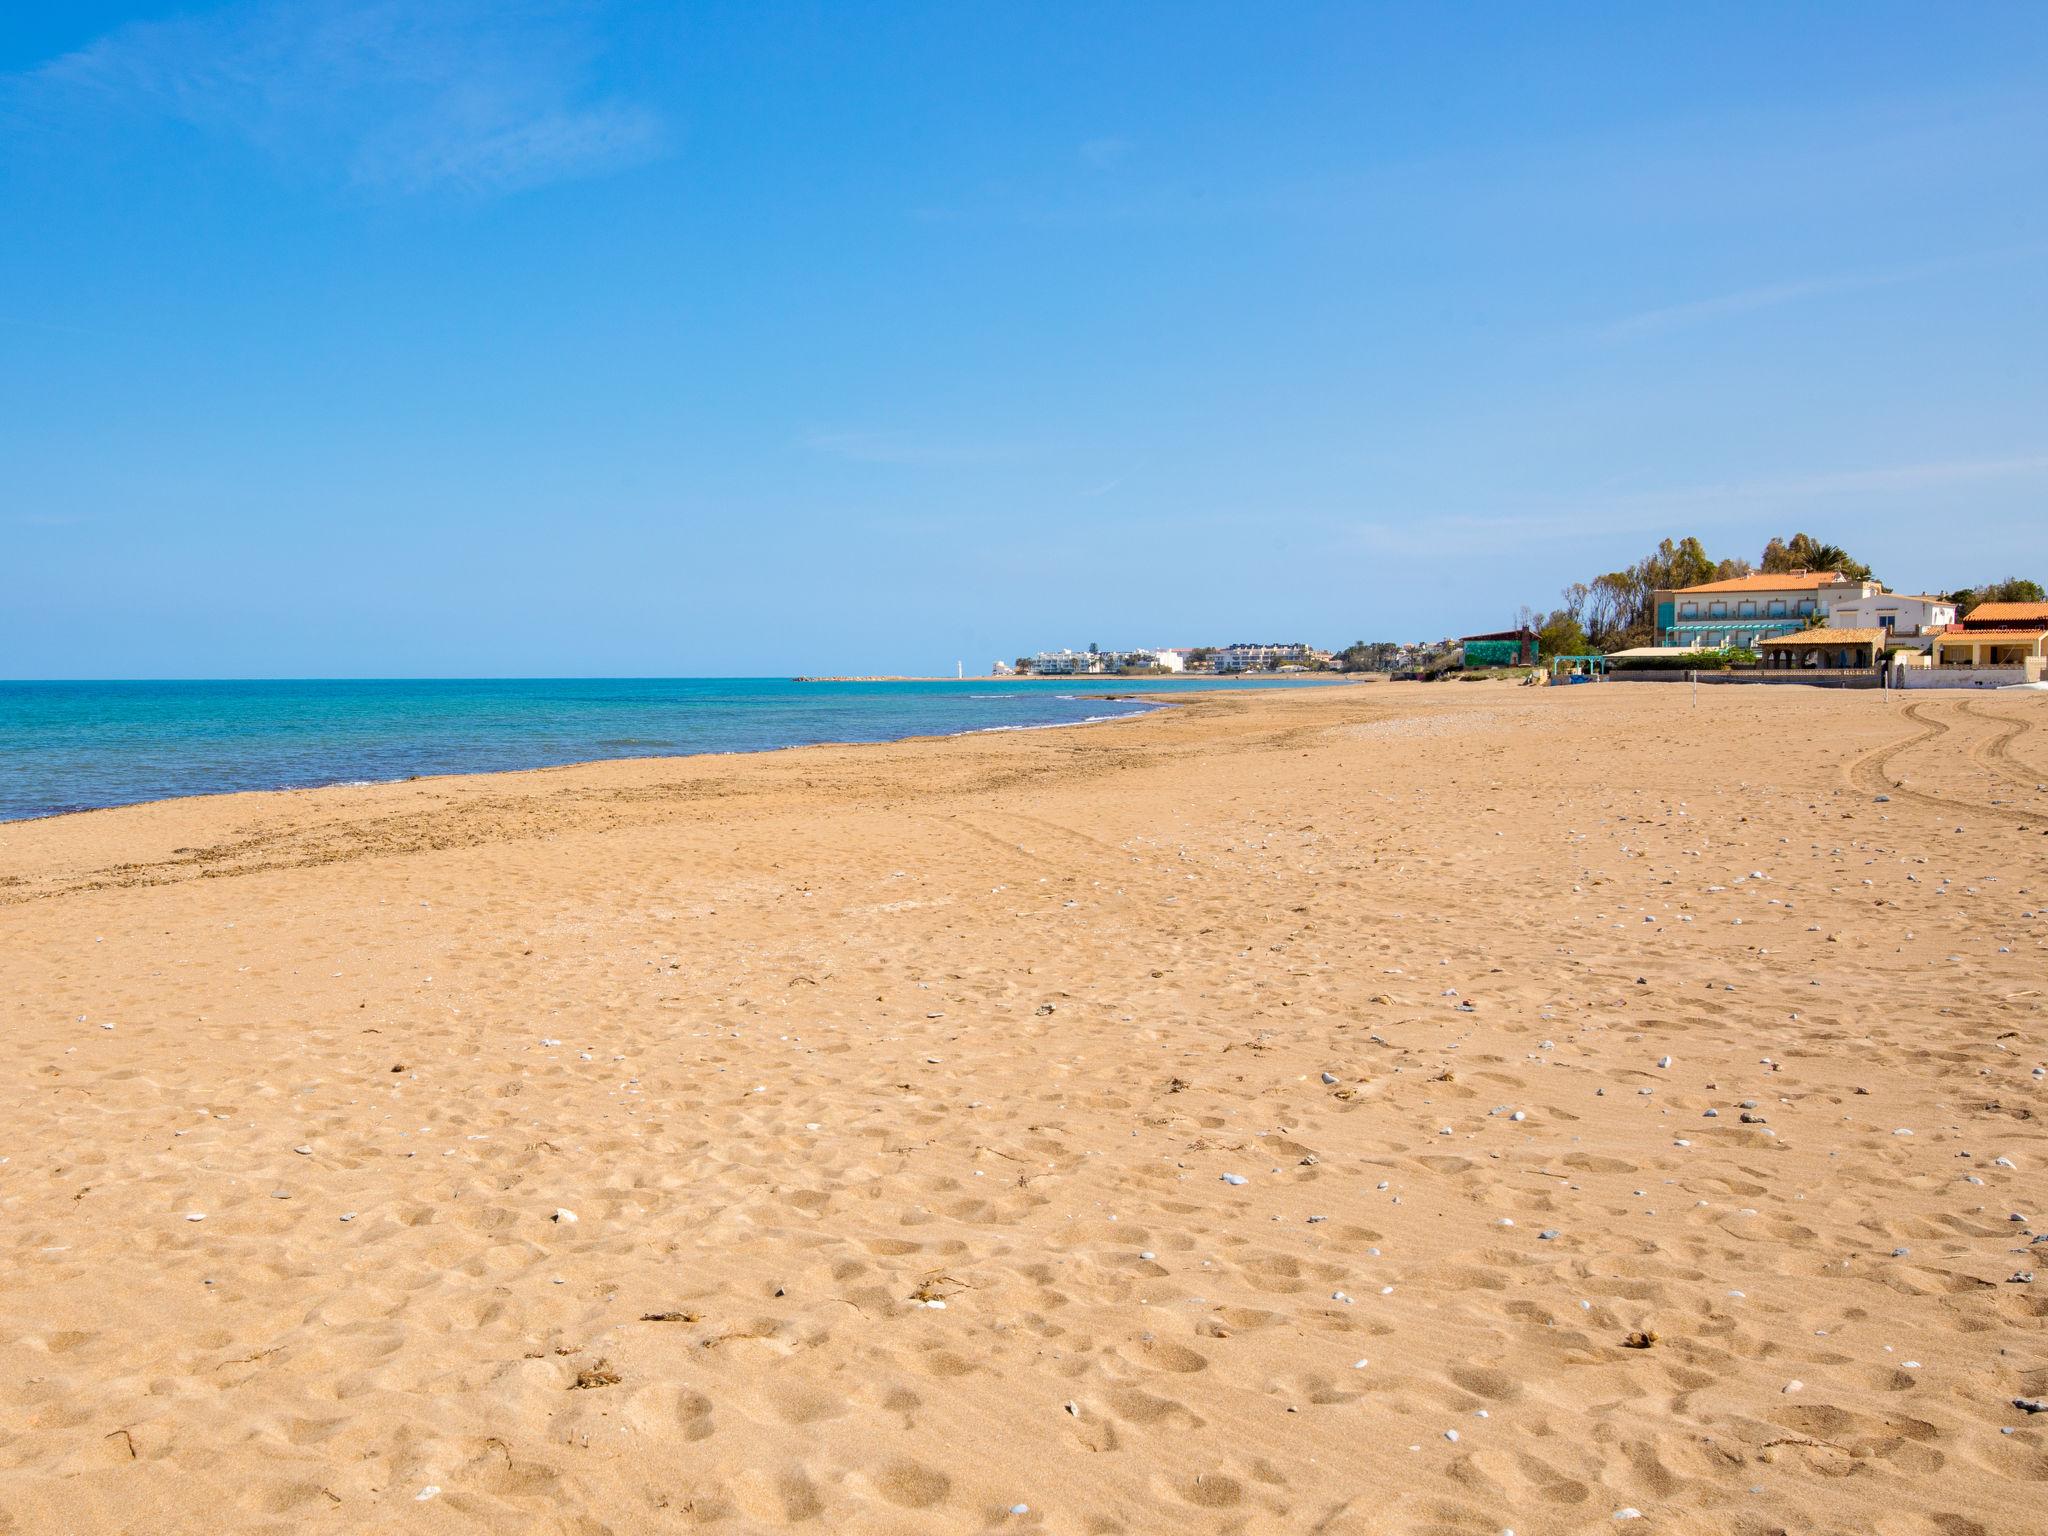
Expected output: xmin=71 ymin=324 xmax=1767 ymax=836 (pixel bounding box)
xmin=1 ymin=681 xmax=2043 ymax=1534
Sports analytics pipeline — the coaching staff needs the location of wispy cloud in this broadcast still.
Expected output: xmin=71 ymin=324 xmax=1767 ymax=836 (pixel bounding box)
xmin=8 ymin=0 xmax=663 ymax=194
xmin=1605 ymin=244 xmax=2047 ymax=339
xmin=1078 ymin=476 xmax=1124 ymax=498
xmin=1343 ymin=452 xmax=2048 ymax=555
xmin=1721 ymin=453 xmax=2048 ymax=499
xmin=804 ymin=430 xmax=1022 ymax=467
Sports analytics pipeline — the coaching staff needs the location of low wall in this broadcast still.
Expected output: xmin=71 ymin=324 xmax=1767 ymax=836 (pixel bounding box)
xmin=1710 ymin=672 xmax=1879 ymax=689
xmin=1610 ymin=670 xmax=1880 ymax=688
xmin=1899 ymin=666 xmax=2035 ymax=689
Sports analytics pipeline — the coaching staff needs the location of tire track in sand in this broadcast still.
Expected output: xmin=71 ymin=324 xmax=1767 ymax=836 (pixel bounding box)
xmin=1957 ymin=700 xmax=2048 ymax=798
xmin=1847 ymin=699 xmax=2043 ymax=828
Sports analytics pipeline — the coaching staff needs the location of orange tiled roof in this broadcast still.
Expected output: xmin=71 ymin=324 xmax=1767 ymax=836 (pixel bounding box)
xmin=1961 ymin=601 xmax=2048 ymax=623
xmin=1755 ymin=628 xmax=1886 ymax=647
xmin=1674 ymin=571 xmax=1856 ymax=594
xmin=1936 ymin=629 xmax=2048 ymax=644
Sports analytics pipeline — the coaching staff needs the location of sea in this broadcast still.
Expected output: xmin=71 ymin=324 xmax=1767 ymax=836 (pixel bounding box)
xmin=0 ymin=676 xmax=1335 ymax=823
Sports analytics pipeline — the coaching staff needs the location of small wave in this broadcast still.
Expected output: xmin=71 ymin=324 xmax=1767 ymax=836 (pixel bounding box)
xmin=966 ymin=704 xmax=1165 ymax=735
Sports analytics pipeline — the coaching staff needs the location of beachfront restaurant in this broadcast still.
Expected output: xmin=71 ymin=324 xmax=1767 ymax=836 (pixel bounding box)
xmin=1930 ymin=629 xmax=2048 ymax=669
xmin=1755 ymin=627 xmax=1885 ymax=670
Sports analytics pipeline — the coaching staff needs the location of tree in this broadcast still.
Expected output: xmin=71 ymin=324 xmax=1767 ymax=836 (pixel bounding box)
xmin=1578 ymin=536 xmax=1721 ymax=650
xmin=1584 ymin=569 xmax=1638 ymax=645
xmin=1336 ymin=640 xmax=1401 ymax=672
xmin=1654 ymin=536 xmax=1719 ymax=592
xmin=1536 ymin=609 xmax=1589 ymax=659
xmin=1760 ymin=533 xmax=1873 ymax=582
xmin=1948 ymin=576 xmax=2044 ymax=611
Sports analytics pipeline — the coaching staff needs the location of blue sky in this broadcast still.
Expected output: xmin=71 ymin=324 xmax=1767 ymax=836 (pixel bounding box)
xmin=3 ymin=2 xmax=2044 ymax=677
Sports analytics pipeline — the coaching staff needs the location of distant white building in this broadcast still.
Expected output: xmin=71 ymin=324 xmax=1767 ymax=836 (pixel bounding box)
xmin=1111 ymin=647 xmax=1184 ymax=672
xmin=991 ymin=659 xmax=1014 ymax=676
xmin=1028 ymin=646 xmax=1194 ymax=674
xmin=1029 ymin=648 xmax=1105 ymax=675
xmin=1216 ymin=642 xmax=1312 ymax=672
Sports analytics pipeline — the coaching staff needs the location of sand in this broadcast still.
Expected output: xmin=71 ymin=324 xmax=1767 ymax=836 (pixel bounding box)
xmin=1 ymin=681 xmax=2043 ymax=1535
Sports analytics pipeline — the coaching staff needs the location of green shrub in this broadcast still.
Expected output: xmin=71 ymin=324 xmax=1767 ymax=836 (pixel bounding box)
xmin=1610 ymin=647 xmax=1756 ymax=671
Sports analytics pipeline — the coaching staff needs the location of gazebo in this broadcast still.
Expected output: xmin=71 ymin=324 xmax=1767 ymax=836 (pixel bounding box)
xmin=1755 ymin=628 xmax=1884 ymax=670
xmin=1547 ymin=653 xmax=1609 ymax=682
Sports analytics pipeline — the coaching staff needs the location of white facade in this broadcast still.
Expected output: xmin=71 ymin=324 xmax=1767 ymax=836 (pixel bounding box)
xmin=1216 ymin=642 xmax=1311 ymax=672
xmin=1030 ymin=646 xmax=1187 ymax=674
xmin=1029 ymin=649 xmax=1103 ymax=674
xmin=1825 ymin=590 xmax=1956 ymax=641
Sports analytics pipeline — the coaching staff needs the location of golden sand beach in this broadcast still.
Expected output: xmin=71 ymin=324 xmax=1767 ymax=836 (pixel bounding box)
xmin=1 ymin=682 xmax=2043 ymax=1534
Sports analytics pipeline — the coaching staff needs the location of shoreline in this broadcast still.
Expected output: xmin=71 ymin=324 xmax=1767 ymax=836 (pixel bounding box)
xmin=791 ymin=673 xmax=1359 ymax=683
xmin=0 ymin=698 xmax=1187 ymax=830
xmin=0 ymin=685 xmax=1218 ymax=830
xmin=0 ymin=684 xmax=1323 ymax=844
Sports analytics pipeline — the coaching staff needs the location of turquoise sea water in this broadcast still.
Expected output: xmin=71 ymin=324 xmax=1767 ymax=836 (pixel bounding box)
xmin=0 ymin=677 xmax=1332 ymax=823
